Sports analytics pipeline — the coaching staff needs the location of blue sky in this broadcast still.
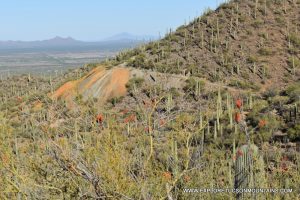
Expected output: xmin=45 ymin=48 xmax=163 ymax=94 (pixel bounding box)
xmin=0 ymin=0 xmax=223 ymax=41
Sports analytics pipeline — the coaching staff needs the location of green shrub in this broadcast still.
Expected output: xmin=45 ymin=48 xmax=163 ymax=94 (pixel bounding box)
xmin=110 ymin=96 xmax=124 ymax=106
xmin=252 ymin=20 xmax=264 ymax=28
xmin=228 ymin=79 xmax=260 ymax=90
xmin=285 ymin=83 xmax=300 ymax=103
xmin=258 ymin=48 xmax=274 ymax=56
xmin=169 ymin=87 xmax=181 ymax=98
xmin=288 ymin=33 xmax=300 ymax=48
xmin=247 ymin=55 xmax=259 ymax=64
xmin=288 ymin=57 xmax=300 ymax=69
xmin=125 ymin=77 xmax=145 ymax=92
xmin=248 ymin=99 xmax=269 ymax=115
xmin=219 ymin=2 xmax=235 ymax=9
xmin=263 ymin=88 xmax=278 ymax=99
xmin=128 ymin=54 xmax=146 ymax=68
xmin=183 ymin=78 xmax=206 ymax=93
xmin=269 ymin=95 xmax=289 ymax=107
xmin=142 ymin=85 xmax=162 ymax=97
xmin=275 ymin=17 xmax=285 ymax=26
xmin=287 ymin=125 xmax=300 ymax=141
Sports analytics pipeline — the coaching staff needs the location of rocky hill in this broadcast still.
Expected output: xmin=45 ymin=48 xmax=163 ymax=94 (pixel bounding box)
xmin=115 ymin=0 xmax=299 ymax=91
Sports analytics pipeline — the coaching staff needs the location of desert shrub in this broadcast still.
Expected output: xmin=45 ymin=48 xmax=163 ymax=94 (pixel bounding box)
xmin=169 ymin=34 xmax=179 ymax=43
xmin=263 ymin=88 xmax=279 ymax=99
xmin=258 ymin=32 xmax=269 ymax=39
xmin=269 ymin=95 xmax=289 ymax=107
xmin=128 ymin=54 xmax=146 ymax=68
xmin=247 ymin=55 xmax=259 ymax=63
xmin=249 ymin=113 xmax=281 ymax=143
xmin=288 ymin=33 xmax=300 ymax=48
xmin=258 ymin=48 xmax=274 ymax=56
xmin=168 ymin=67 xmax=181 ymax=74
xmin=255 ymin=130 xmax=272 ymax=143
xmin=287 ymin=125 xmax=300 ymax=141
xmin=275 ymin=17 xmax=285 ymax=25
xmin=156 ymin=64 xmax=171 ymax=73
xmin=183 ymin=78 xmax=206 ymax=93
xmin=288 ymin=57 xmax=300 ymax=69
xmin=250 ymin=99 xmax=269 ymax=115
xmin=241 ymin=71 xmax=250 ymax=79
xmin=142 ymin=85 xmax=162 ymax=97
xmin=146 ymin=42 xmax=156 ymax=51
xmin=86 ymin=63 xmax=100 ymax=69
xmin=228 ymin=79 xmax=260 ymax=90
xmin=110 ymin=96 xmax=124 ymax=106
xmin=75 ymin=94 xmax=84 ymax=104
xmin=287 ymin=47 xmax=299 ymax=55
xmin=285 ymin=83 xmax=300 ymax=103
xmin=219 ymin=2 xmax=235 ymax=9
xmin=252 ymin=20 xmax=264 ymax=28
xmin=143 ymin=60 xmax=155 ymax=70
xmin=169 ymin=87 xmax=181 ymax=98
xmin=125 ymin=77 xmax=145 ymax=92
xmin=238 ymin=14 xmax=246 ymax=23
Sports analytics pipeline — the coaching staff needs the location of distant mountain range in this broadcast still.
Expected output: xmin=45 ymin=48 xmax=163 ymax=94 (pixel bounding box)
xmin=0 ymin=36 xmax=82 ymax=49
xmin=0 ymin=33 xmax=157 ymax=51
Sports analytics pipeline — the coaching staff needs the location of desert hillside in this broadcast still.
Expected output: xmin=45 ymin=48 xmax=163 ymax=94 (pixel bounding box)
xmin=115 ymin=0 xmax=299 ymax=90
xmin=0 ymin=0 xmax=299 ymax=199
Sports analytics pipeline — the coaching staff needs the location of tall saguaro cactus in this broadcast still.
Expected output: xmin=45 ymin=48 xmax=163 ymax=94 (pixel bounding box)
xmin=234 ymin=144 xmax=258 ymax=200
xmin=195 ymin=80 xmax=201 ymax=97
xmin=233 ymin=96 xmax=266 ymax=199
xmin=166 ymin=93 xmax=173 ymax=113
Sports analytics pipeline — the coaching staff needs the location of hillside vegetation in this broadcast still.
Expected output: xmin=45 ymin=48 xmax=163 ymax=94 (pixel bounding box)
xmin=116 ymin=0 xmax=300 ymax=88
xmin=0 ymin=0 xmax=299 ymax=199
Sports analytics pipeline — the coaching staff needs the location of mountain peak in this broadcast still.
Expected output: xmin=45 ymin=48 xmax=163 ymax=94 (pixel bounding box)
xmin=47 ymin=36 xmax=77 ymax=42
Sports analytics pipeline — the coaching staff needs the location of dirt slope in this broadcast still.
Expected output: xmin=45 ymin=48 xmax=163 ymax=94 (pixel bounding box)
xmin=50 ymin=66 xmax=130 ymax=106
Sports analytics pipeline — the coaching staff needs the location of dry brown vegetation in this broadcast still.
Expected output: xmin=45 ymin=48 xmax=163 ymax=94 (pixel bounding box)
xmin=0 ymin=0 xmax=300 ymax=199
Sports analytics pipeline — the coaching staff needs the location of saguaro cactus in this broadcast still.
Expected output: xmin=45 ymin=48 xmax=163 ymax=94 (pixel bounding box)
xmin=254 ymin=0 xmax=258 ymax=18
xmin=232 ymin=95 xmax=257 ymax=199
xmin=195 ymin=80 xmax=201 ymax=97
xmin=227 ymin=94 xmax=233 ymax=129
xmin=234 ymin=144 xmax=258 ymax=200
xmin=214 ymin=121 xmax=217 ymax=139
xmin=206 ymin=117 xmax=210 ymax=136
xmin=166 ymin=93 xmax=173 ymax=113
xmin=201 ymin=31 xmax=204 ymax=48
xmin=171 ymin=139 xmax=179 ymax=177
